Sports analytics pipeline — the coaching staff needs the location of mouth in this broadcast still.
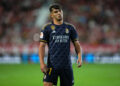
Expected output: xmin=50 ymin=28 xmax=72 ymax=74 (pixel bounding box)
xmin=56 ymin=14 xmax=62 ymax=21
xmin=58 ymin=15 xmax=62 ymax=18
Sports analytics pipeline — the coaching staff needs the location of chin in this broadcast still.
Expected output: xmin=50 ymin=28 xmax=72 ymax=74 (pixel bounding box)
xmin=57 ymin=18 xmax=62 ymax=21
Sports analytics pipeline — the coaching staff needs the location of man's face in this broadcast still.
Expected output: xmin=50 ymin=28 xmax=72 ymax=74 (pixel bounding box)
xmin=50 ymin=8 xmax=63 ymax=21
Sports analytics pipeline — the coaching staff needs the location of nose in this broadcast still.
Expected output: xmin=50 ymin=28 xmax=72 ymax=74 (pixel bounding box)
xmin=57 ymin=11 xmax=61 ymax=15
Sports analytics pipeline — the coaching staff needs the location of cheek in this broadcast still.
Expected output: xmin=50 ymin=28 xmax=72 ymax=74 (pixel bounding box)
xmin=51 ymin=14 xmax=54 ymax=18
xmin=53 ymin=14 xmax=57 ymax=17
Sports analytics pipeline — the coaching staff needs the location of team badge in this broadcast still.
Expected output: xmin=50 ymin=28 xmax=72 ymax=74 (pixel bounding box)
xmin=65 ymin=28 xmax=69 ymax=33
xmin=51 ymin=25 xmax=55 ymax=30
xmin=40 ymin=32 xmax=43 ymax=38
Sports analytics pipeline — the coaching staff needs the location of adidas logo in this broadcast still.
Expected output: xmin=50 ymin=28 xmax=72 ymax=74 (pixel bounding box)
xmin=52 ymin=30 xmax=56 ymax=33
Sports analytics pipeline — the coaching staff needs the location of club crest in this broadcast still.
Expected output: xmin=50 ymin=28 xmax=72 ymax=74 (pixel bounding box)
xmin=65 ymin=28 xmax=69 ymax=33
xmin=51 ymin=25 xmax=55 ymax=31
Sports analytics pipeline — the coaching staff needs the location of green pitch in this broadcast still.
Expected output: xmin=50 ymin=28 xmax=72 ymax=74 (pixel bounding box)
xmin=0 ymin=64 xmax=120 ymax=86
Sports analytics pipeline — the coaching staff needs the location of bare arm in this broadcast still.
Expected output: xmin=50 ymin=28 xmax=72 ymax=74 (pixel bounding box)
xmin=39 ymin=42 xmax=48 ymax=73
xmin=73 ymin=41 xmax=82 ymax=67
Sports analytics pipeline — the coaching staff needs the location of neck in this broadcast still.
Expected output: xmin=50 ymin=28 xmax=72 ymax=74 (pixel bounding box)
xmin=53 ymin=19 xmax=63 ymax=25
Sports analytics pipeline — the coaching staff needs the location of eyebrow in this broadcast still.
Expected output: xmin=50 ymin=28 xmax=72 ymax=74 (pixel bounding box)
xmin=54 ymin=10 xmax=58 ymax=13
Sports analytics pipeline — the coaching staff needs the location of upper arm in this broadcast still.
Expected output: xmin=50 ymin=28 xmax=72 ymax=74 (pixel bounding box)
xmin=39 ymin=25 xmax=49 ymax=47
xmin=73 ymin=40 xmax=80 ymax=47
xmin=40 ymin=25 xmax=49 ymax=43
xmin=70 ymin=25 xmax=79 ymax=42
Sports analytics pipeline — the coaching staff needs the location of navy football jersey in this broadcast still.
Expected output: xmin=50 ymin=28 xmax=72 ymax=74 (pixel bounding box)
xmin=40 ymin=22 xmax=78 ymax=69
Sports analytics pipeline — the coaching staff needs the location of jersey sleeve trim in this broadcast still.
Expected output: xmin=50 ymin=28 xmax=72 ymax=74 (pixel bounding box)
xmin=72 ymin=38 xmax=78 ymax=42
xmin=40 ymin=40 xmax=47 ymax=43
xmin=41 ymin=22 xmax=51 ymax=30
xmin=64 ymin=22 xmax=75 ymax=28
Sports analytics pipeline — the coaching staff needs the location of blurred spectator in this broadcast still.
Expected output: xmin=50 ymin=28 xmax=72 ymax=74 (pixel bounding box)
xmin=0 ymin=0 xmax=120 ymax=64
xmin=0 ymin=0 xmax=120 ymax=45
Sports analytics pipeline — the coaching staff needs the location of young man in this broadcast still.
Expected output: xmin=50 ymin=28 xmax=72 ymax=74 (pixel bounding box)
xmin=39 ymin=4 xmax=82 ymax=86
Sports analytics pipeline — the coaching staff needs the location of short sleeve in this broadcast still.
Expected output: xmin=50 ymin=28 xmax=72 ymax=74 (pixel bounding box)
xmin=40 ymin=26 xmax=49 ymax=43
xmin=70 ymin=25 xmax=79 ymax=42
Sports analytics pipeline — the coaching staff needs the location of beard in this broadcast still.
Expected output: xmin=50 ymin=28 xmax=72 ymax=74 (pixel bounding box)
xmin=57 ymin=18 xmax=62 ymax=21
xmin=56 ymin=15 xmax=62 ymax=21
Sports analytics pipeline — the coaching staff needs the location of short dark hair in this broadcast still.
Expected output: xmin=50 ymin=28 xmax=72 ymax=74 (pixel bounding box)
xmin=49 ymin=4 xmax=62 ymax=12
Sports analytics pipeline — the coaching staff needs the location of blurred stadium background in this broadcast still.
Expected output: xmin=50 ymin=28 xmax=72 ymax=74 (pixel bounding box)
xmin=0 ymin=0 xmax=120 ymax=86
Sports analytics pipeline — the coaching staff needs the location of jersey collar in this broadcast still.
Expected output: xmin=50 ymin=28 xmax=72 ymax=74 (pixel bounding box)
xmin=52 ymin=21 xmax=65 ymax=26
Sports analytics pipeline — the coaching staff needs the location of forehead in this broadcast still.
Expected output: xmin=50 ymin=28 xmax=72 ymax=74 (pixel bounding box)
xmin=51 ymin=8 xmax=62 ymax=12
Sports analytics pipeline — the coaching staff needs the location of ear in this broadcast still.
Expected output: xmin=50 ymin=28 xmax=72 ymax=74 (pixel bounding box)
xmin=50 ymin=13 xmax=53 ymax=18
xmin=48 ymin=14 xmax=52 ymax=20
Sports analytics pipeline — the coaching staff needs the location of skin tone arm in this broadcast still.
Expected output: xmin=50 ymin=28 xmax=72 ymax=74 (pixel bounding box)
xmin=73 ymin=41 xmax=82 ymax=67
xmin=39 ymin=42 xmax=48 ymax=73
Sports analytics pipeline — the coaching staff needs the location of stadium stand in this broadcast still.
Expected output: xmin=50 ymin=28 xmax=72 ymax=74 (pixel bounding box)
xmin=0 ymin=0 xmax=120 ymax=63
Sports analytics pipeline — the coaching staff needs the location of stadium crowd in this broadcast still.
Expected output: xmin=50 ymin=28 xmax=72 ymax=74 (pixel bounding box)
xmin=0 ymin=0 xmax=120 ymax=45
xmin=60 ymin=0 xmax=120 ymax=45
xmin=0 ymin=0 xmax=46 ymax=45
xmin=0 ymin=0 xmax=120 ymax=63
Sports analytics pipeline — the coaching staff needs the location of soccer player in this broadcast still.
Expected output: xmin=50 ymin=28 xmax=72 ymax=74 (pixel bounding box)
xmin=39 ymin=4 xmax=82 ymax=86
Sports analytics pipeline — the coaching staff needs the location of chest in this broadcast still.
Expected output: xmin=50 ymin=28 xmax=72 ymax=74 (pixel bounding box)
xmin=49 ymin=25 xmax=70 ymax=43
xmin=50 ymin=26 xmax=70 ymax=36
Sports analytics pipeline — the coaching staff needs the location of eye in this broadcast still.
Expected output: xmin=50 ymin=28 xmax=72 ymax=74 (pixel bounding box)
xmin=59 ymin=9 xmax=61 ymax=12
xmin=54 ymin=11 xmax=58 ymax=13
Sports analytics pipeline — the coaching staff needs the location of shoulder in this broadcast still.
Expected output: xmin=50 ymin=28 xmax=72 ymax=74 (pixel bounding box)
xmin=64 ymin=22 xmax=76 ymax=29
xmin=41 ymin=22 xmax=52 ymax=31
